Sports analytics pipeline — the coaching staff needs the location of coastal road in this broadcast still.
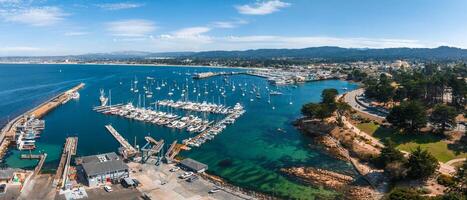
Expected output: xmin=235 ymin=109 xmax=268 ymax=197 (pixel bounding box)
xmin=343 ymin=88 xmax=387 ymax=122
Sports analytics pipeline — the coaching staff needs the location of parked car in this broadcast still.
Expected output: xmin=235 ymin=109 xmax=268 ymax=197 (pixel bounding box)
xmin=170 ymin=166 xmax=180 ymax=172
xmin=186 ymin=175 xmax=199 ymax=182
xmin=179 ymin=171 xmax=194 ymax=179
xmin=104 ymin=185 xmax=113 ymax=192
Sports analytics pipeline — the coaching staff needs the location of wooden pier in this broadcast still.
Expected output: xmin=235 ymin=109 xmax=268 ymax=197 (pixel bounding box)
xmin=104 ymin=124 xmax=138 ymax=159
xmin=53 ymin=137 xmax=78 ymax=189
xmin=0 ymin=83 xmax=84 ymax=160
xmin=33 ymin=153 xmax=47 ymax=175
xmin=164 ymin=140 xmax=180 ymax=161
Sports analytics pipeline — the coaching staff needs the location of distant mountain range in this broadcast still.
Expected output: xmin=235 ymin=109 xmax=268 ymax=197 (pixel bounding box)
xmin=186 ymin=46 xmax=467 ymax=61
xmin=2 ymin=46 xmax=467 ymax=61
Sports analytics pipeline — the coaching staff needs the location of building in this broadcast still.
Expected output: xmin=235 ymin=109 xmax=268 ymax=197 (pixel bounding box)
xmin=75 ymin=152 xmax=129 ymax=187
xmin=179 ymin=158 xmax=208 ymax=173
xmin=0 ymin=169 xmax=16 ymax=183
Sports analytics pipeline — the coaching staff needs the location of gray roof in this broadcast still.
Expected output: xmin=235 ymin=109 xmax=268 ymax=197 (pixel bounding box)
xmin=82 ymin=159 xmax=128 ymax=177
xmin=180 ymin=158 xmax=208 ymax=172
xmin=77 ymin=152 xmax=120 ymax=164
xmin=0 ymin=169 xmax=15 ymax=179
xmin=77 ymin=152 xmax=128 ymax=177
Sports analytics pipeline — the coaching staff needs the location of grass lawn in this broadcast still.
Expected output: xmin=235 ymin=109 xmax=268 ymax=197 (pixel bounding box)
xmin=356 ymin=122 xmax=467 ymax=162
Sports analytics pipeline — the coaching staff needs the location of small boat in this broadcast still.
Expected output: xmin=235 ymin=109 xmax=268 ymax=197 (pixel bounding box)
xmin=269 ymin=91 xmax=283 ymax=95
xmin=71 ymin=92 xmax=80 ymax=99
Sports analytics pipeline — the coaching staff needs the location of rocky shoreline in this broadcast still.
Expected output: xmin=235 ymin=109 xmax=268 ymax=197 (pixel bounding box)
xmin=293 ymin=117 xmax=386 ymax=199
xmin=281 ymin=167 xmax=353 ymax=190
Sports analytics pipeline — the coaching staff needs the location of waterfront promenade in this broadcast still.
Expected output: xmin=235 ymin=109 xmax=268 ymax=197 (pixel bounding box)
xmin=0 ymin=83 xmax=85 ymax=160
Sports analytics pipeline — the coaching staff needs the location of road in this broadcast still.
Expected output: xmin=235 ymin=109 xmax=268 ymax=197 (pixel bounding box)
xmin=343 ymin=88 xmax=387 ymax=121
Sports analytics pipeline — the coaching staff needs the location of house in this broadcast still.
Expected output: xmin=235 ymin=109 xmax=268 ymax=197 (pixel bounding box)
xmin=179 ymin=158 xmax=208 ymax=173
xmin=75 ymin=152 xmax=129 ymax=187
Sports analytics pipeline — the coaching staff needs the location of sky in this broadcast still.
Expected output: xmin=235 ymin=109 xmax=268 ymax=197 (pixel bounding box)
xmin=1 ymin=0 xmax=467 ymax=56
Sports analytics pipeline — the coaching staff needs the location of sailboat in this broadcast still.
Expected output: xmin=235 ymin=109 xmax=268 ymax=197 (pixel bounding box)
xmin=168 ymin=86 xmax=173 ymax=96
xmin=155 ymin=81 xmax=161 ymax=90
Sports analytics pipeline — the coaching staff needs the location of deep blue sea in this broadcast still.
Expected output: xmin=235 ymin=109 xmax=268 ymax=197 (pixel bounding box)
xmin=0 ymin=64 xmax=358 ymax=199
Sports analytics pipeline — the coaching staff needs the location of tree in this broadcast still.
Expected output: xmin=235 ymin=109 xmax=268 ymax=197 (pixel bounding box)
xmin=336 ymin=102 xmax=351 ymax=125
xmin=386 ymin=187 xmax=425 ymax=200
xmin=301 ymin=88 xmax=339 ymax=121
xmin=321 ymin=88 xmax=338 ymax=105
xmin=430 ymin=104 xmax=458 ymax=132
xmin=387 ymin=101 xmax=427 ymax=132
xmin=406 ymin=147 xmax=439 ymax=179
xmin=379 ymin=140 xmax=406 ymax=167
xmin=385 ymin=161 xmax=408 ymax=181
xmin=453 ymin=161 xmax=467 ymax=194
xmin=301 ymin=103 xmax=332 ymax=121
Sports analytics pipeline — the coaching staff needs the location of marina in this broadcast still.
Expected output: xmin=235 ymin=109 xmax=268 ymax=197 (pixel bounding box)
xmin=0 ymin=64 xmax=358 ymax=199
xmin=0 ymin=83 xmax=84 ymax=160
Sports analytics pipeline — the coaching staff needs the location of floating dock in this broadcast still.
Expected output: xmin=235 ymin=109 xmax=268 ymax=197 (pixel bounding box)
xmin=0 ymin=83 xmax=84 ymax=160
xmin=104 ymin=125 xmax=138 ymax=159
xmin=53 ymin=137 xmax=78 ymax=189
xmin=20 ymin=154 xmax=42 ymax=159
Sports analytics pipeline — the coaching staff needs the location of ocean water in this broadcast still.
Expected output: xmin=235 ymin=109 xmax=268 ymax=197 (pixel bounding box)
xmin=0 ymin=64 xmax=358 ymax=199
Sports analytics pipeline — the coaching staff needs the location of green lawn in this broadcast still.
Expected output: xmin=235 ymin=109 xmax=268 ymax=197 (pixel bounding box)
xmin=356 ymin=122 xmax=467 ymax=162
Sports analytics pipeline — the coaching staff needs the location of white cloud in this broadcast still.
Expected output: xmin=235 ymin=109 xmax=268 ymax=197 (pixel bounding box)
xmin=236 ymin=0 xmax=290 ymax=15
xmin=2 ymin=6 xmax=67 ymax=26
xmin=97 ymin=2 xmax=144 ymax=10
xmin=212 ymin=19 xmax=248 ymax=28
xmin=106 ymin=19 xmax=156 ymax=37
xmin=172 ymin=27 xmax=211 ymax=38
xmin=64 ymin=31 xmax=89 ymax=36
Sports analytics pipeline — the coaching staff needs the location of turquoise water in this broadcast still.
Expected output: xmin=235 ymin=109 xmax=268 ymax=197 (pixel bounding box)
xmin=0 ymin=64 xmax=358 ymax=199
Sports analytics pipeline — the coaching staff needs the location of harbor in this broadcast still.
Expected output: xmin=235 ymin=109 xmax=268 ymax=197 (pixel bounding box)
xmin=0 ymin=83 xmax=84 ymax=160
xmin=0 ymin=64 xmax=359 ymax=199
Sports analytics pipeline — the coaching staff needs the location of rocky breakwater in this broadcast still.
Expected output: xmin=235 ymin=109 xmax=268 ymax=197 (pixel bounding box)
xmin=281 ymin=167 xmax=377 ymax=200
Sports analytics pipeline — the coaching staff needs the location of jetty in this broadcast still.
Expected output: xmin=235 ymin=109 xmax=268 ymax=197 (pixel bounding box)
xmin=192 ymin=71 xmax=244 ymax=79
xmin=104 ymin=124 xmax=138 ymax=159
xmin=164 ymin=140 xmax=181 ymax=162
xmin=0 ymin=83 xmax=84 ymax=160
xmin=141 ymin=136 xmax=164 ymax=163
xmin=34 ymin=153 xmax=47 ymax=175
xmin=53 ymin=137 xmax=78 ymax=189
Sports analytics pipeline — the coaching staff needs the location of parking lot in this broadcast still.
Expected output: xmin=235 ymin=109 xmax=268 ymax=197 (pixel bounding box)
xmin=57 ymin=184 xmax=143 ymax=200
xmin=128 ymin=162 xmax=247 ymax=200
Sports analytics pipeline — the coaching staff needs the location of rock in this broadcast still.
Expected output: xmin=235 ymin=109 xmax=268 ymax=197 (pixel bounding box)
xmin=281 ymin=167 xmax=353 ymax=191
xmin=294 ymin=118 xmax=336 ymax=136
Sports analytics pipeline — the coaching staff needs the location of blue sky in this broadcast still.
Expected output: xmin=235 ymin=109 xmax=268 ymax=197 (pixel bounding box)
xmin=1 ymin=0 xmax=467 ymax=56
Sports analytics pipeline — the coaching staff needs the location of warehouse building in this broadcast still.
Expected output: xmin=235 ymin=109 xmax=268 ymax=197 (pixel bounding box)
xmin=75 ymin=152 xmax=129 ymax=187
xmin=179 ymin=158 xmax=208 ymax=173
